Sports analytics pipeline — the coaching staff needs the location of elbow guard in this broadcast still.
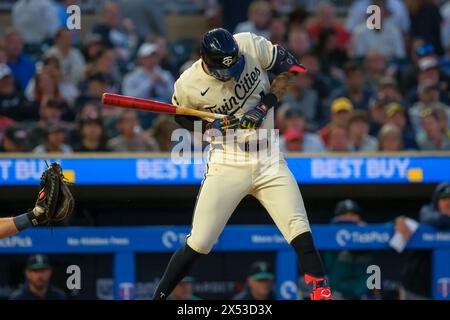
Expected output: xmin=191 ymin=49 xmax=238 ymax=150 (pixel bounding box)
xmin=269 ymin=45 xmax=307 ymax=75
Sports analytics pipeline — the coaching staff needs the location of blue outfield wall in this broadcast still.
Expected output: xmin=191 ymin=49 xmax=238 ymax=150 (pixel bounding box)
xmin=0 ymin=154 xmax=450 ymax=185
xmin=0 ymin=225 xmax=449 ymax=300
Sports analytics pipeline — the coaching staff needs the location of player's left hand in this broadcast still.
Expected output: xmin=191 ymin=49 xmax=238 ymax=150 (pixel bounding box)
xmin=239 ymin=94 xmax=277 ymax=130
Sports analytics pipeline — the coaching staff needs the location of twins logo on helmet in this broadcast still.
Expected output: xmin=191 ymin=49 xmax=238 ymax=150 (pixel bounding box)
xmin=222 ymin=56 xmax=234 ymax=67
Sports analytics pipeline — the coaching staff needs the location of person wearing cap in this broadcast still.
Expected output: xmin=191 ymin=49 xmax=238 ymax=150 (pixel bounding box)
xmin=0 ymin=124 xmax=30 ymax=152
xmin=33 ymin=123 xmax=73 ymax=154
xmin=9 ymin=254 xmax=66 ymax=300
xmin=416 ymin=108 xmax=450 ymax=151
xmin=233 ymin=262 xmax=275 ymax=300
xmin=280 ymin=109 xmax=325 ymax=153
xmin=320 ymin=97 xmax=353 ymax=146
xmin=347 ymin=110 xmax=378 ymax=152
xmin=409 ymin=79 xmax=450 ymax=134
xmin=396 ymin=183 xmax=450 ymax=299
xmin=75 ymin=115 xmax=110 ymax=152
xmin=123 ymin=42 xmax=174 ymax=104
xmin=167 ymin=276 xmax=201 ymax=300
xmin=0 ymin=63 xmax=32 ymax=121
xmin=404 ymin=56 xmax=450 ymax=108
xmin=384 ymin=102 xmax=418 ymax=150
xmin=323 ymin=200 xmax=376 ymax=300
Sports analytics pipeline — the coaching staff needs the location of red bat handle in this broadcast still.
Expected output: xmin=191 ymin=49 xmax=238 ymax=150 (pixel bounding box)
xmin=102 ymin=93 xmax=177 ymax=114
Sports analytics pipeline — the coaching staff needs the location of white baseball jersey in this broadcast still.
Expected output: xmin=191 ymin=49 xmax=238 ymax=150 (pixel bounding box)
xmin=172 ymin=32 xmax=277 ymax=133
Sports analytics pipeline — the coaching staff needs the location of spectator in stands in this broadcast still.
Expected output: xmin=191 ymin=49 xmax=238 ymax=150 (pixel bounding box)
xmin=409 ymin=80 xmax=450 ymax=134
xmin=0 ymin=63 xmax=35 ymax=121
xmin=351 ymin=0 xmax=406 ymax=59
xmin=74 ymin=115 xmax=110 ymax=152
xmin=4 ymin=28 xmax=36 ymax=91
xmin=76 ymin=71 xmax=116 ymax=119
xmin=26 ymin=55 xmax=77 ymax=106
xmin=368 ymin=92 xmax=392 ymax=137
xmin=287 ymin=28 xmax=311 ymax=60
xmin=268 ymin=14 xmax=287 ymax=46
xmin=28 ymin=98 xmax=69 ymax=148
xmin=233 ymin=261 xmax=275 ymax=300
xmin=319 ymin=97 xmax=353 ymax=147
xmin=384 ymin=102 xmax=417 ymax=150
xmin=407 ymin=0 xmax=444 ymax=56
xmin=404 ymin=56 xmax=450 ymax=108
xmin=46 ymin=28 xmax=86 ymax=87
xmin=168 ymin=276 xmax=201 ymax=300
xmin=147 ymin=115 xmax=179 ymax=152
xmin=330 ymin=61 xmax=374 ymax=114
xmin=281 ymin=127 xmax=325 ymax=153
xmin=85 ymin=48 xmax=120 ymax=93
xmin=396 ymin=183 xmax=450 ymax=299
xmin=234 ymin=0 xmax=272 ymax=38
xmin=347 ymin=110 xmax=378 ymax=152
xmin=300 ymin=51 xmax=336 ymax=120
xmin=116 ymin=0 xmax=167 ymax=39
xmin=9 ymin=254 xmax=66 ymax=300
xmin=12 ymin=0 xmax=59 ymax=47
xmin=33 ymin=123 xmax=73 ymax=154
xmin=122 ymin=43 xmax=174 ymax=128
xmin=278 ymin=109 xmax=325 ymax=152
xmin=107 ymin=110 xmax=158 ymax=152
xmin=416 ymin=108 xmax=450 ymax=151
xmin=0 ymin=125 xmax=30 ymax=153
xmin=436 ymin=107 xmax=450 ymax=139
xmin=82 ymin=33 xmax=106 ymax=63
xmin=327 ymin=125 xmax=350 ymax=152
xmin=346 ymin=0 xmax=410 ymax=34
xmin=308 ymin=2 xmax=350 ymax=50
xmin=324 ymin=200 xmax=376 ymax=300
xmin=364 ymin=51 xmax=389 ymax=92
xmin=378 ymin=123 xmax=404 ymax=152
xmin=92 ymin=2 xmax=138 ymax=63
xmin=314 ymin=27 xmax=348 ymax=77
xmin=281 ymin=73 xmax=319 ymax=130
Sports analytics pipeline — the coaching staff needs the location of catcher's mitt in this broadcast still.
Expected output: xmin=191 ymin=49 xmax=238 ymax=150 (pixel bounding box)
xmin=33 ymin=162 xmax=74 ymax=225
xmin=270 ymin=72 xmax=296 ymax=101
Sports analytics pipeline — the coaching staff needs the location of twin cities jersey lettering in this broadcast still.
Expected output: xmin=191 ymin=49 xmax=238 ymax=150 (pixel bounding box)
xmin=172 ymin=32 xmax=277 ymax=133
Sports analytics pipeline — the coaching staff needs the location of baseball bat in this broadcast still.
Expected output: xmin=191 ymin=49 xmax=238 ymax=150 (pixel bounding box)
xmin=102 ymin=93 xmax=225 ymax=120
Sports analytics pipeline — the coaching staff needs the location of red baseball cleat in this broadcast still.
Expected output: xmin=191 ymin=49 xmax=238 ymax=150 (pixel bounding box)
xmin=304 ymin=274 xmax=333 ymax=300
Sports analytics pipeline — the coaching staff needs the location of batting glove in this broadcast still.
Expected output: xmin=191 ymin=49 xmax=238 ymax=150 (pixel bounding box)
xmin=239 ymin=93 xmax=277 ymax=130
xmin=205 ymin=115 xmax=239 ymax=135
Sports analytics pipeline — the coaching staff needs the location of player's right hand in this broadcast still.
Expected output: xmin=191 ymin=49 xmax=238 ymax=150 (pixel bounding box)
xmin=205 ymin=115 xmax=239 ymax=134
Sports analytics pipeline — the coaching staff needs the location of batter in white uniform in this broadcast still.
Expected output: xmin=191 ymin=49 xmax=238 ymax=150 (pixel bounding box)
xmin=153 ymin=28 xmax=332 ymax=300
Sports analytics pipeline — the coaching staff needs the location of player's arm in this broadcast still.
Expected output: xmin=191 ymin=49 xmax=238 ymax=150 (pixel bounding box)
xmin=239 ymin=34 xmax=306 ymax=130
xmin=173 ymin=81 xmax=238 ymax=134
xmin=0 ymin=208 xmax=45 ymax=239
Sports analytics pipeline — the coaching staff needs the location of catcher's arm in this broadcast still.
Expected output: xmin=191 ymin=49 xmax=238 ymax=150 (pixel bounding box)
xmin=0 ymin=207 xmax=46 ymax=239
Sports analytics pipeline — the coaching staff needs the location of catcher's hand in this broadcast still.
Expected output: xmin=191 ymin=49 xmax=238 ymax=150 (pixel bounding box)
xmin=29 ymin=162 xmax=74 ymax=226
xmin=270 ymin=72 xmax=296 ymax=101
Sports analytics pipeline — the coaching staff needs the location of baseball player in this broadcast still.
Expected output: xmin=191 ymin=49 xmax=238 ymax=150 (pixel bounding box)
xmin=153 ymin=28 xmax=332 ymax=300
xmin=0 ymin=163 xmax=73 ymax=239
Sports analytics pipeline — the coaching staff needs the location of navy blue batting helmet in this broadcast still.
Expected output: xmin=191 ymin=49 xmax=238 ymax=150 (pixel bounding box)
xmin=200 ymin=28 xmax=245 ymax=81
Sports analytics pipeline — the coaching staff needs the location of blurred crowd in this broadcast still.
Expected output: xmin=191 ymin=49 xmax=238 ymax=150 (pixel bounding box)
xmin=1 ymin=0 xmax=450 ymax=153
